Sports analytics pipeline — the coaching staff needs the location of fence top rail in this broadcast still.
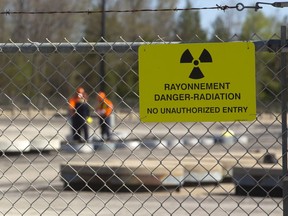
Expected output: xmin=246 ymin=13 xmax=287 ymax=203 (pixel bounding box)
xmin=0 ymin=40 xmax=284 ymax=54
xmin=0 ymin=41 xmax=180 ymax=54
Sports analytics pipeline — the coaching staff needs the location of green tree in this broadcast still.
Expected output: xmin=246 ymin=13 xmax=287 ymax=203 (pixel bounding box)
xmin=148 ymin=1 xmax=178 ymax=40
xmin=0 ymin=1 xmax=93 ymax=108
xmin=240 ymin=11 xmax=283 ymax=111
xmin=82 ymin=2 xmax=122 ymax=101
xmin=209 ymin=16 xmax=231 ymax=42
xmin=9 ymin=0 xmax=90 ymax=42
xmin=240 ymin=10 xmax=278 ymax=40
xmin=176 ymin=0 xmax=207 ymax=42
xmin=104 ymin=0 xmax=178 ymax=41
xmin=82 ymin=0 xmax=179 ymax=108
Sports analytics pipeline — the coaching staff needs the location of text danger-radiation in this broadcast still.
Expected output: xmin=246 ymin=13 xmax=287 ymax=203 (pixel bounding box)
xmin=154 ymin=92 xmax=241 ymax=101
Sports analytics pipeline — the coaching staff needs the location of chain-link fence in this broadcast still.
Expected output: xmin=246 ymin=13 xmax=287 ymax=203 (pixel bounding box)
xmin=0 ymin=30 xmax=287 ymax=215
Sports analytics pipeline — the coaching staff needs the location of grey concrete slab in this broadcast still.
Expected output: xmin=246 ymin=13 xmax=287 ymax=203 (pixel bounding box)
xmin=233 ymin=164 xmax=283 ymax=197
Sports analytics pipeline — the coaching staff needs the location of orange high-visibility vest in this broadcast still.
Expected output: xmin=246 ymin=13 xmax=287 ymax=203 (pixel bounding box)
xmin=97 ymin=98 xmax=113 ymax=117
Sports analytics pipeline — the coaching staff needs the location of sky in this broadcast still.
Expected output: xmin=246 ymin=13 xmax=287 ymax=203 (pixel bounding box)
xmin=185 ymin=0 xmax=288 ymax=33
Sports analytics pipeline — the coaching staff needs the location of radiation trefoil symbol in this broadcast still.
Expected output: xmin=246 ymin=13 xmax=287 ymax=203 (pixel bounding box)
xmin=180 ymin=49 xmax=213 ymax=79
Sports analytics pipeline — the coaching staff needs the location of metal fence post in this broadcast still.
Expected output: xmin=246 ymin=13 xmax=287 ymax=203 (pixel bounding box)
xmin=100 ymin=0 xmax=106 ymax=92
xmin=281 ymin=25 xmax=288 ymax=216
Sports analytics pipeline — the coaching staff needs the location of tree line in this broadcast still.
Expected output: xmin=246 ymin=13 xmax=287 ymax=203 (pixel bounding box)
xmin=0 ymin=0 xmax=285 ymax=111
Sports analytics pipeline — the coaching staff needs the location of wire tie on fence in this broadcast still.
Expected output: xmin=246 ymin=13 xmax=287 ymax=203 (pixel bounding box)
xmin=4 ymin=9 xmax=10 ymax=15
xmin=216 ymin=4 xmax=229 ymax=11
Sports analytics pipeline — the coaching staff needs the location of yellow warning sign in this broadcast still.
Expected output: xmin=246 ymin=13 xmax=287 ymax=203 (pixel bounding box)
xmin=139 ymin=42 xmax=256 ymax=122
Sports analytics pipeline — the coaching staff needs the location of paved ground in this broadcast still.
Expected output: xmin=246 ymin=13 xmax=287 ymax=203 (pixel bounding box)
xmin=0 ymin=113 xmax=285 ymax=215
xmin=0 ymin=149 xmax=284 ymax=215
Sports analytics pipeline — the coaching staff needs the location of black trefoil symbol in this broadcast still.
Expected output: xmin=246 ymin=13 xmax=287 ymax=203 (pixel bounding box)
xmin=180 ymin=49 xmax=212 ymax=79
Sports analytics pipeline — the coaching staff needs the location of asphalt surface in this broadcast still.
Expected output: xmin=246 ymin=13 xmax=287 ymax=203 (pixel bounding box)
xmin=0 ymin=114 xmax=284 ymax=215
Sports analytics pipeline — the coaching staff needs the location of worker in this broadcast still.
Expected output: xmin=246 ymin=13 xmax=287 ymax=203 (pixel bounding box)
xmin=96 ymin=91 xmax=113 ymax=141
xmin=68 ymin=87 xmax=86 ymax=113
xmin=68 ymin=87 xmax=89 ymax=141
xmin=73 ymin=92 xmax=90 ymax=142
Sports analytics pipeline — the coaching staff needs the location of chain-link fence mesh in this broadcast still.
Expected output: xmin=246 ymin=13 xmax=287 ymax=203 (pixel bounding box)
xmin=0 ymin=34 xmax=286 ymax=215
